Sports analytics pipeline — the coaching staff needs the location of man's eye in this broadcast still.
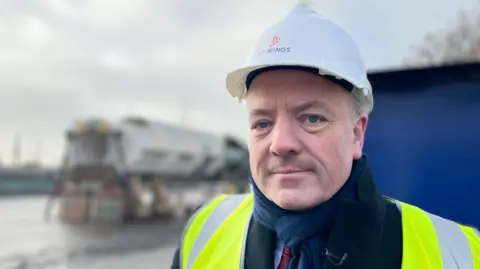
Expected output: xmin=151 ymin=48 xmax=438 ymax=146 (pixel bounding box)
xmin=304 ymin=115 xmax=322 ymax=124
xmin=254 ymin=121 xmax=271 ymax=129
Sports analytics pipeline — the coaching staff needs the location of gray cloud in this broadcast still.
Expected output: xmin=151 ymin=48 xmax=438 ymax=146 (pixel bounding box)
xmin=0 ymin=0 xmax=476 ymax=165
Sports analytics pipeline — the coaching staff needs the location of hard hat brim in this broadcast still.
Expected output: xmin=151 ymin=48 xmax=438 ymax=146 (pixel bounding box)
xmin=226 ymin=63 xmax=374 ymax=113
xmin=226 ymin=65 xmax=265 ymax=99
xmin=226 ymin=63 xmax=332 ymax=99
xmin=226 ymin=63 xmax=361 ymax=97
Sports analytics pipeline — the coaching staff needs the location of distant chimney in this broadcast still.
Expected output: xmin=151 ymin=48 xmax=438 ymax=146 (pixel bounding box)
xmin=12 ymin=134 xmax=21 ymax=167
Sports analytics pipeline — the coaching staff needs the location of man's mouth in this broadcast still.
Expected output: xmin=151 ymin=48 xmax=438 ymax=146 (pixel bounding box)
xmin=271 ymin=167 xmax=309 ymax=174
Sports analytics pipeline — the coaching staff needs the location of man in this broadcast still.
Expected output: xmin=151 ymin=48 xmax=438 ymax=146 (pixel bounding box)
xmin=170 ymin=4 xmax=480 ymax=269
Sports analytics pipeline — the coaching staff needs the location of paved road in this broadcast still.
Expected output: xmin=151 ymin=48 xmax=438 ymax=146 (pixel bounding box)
xmin=0 ymin=196 xmax=185 ymax=269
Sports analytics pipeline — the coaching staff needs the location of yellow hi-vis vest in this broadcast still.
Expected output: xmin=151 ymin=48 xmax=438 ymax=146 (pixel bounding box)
xmin=180 ymin=194 xmax=480 ymax=269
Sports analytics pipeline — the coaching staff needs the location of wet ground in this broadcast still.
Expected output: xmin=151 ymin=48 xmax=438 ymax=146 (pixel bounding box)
xmin=0 ymin=196 xmax=183 ymax=269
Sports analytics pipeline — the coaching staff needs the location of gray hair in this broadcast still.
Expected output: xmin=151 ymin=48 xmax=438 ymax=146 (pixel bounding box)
xmin=352 ymin=88 xmax=371 ymax=114
xmin=350 ymin=87 xmax=371 ymax=120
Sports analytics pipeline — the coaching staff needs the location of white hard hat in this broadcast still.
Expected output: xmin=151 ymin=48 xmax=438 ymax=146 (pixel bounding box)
xmin=225 ymin=5 xmax=373 ymax=113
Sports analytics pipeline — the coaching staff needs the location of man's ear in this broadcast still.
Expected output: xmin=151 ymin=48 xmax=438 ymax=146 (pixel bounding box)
xmin=352 ymin=112 xmax=368 ymax=159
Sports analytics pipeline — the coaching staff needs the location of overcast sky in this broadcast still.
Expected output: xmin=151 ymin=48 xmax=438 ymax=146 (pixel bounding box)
xmin=0 ymin=0 xmax=478 ymax=166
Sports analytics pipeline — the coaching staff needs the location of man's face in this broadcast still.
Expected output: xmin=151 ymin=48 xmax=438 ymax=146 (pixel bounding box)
xmin=246 ymin=69 xmax=368 ymax=211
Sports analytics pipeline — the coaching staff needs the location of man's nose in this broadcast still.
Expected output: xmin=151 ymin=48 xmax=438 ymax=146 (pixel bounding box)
xmin=269 ymin=119 xmax=302 ymax=157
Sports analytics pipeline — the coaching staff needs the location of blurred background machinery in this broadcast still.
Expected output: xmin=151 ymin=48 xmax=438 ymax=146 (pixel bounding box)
xmin=55 ymin=116 xmax=250 ymax=224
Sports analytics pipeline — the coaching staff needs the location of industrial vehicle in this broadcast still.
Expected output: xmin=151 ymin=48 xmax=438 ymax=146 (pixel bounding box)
xmin=55 ymin=117 xmax=250 ymax=224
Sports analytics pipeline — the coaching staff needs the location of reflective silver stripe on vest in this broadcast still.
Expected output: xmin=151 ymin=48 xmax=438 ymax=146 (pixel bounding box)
xmin=180 ymin=197 xmax=215 ymax=269
xmin=185 ymin=194 xmax=250 ymax=269
xmin=240 ymin=208 xmax=252 ymax=269
xmin=428 ymin=213 xmax=473 ymax=268
xmin=393 ymin=200 xmax=474 ymax=268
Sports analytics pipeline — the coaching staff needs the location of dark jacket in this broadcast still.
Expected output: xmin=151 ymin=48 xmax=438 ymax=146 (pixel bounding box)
xmin=170 ymin=164 xmax=403 ymax=269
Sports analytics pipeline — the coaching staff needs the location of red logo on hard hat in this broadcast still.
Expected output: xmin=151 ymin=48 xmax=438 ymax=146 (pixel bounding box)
xmin=270 ymin=35 xmax=280 ymax=48
xmin=257 ymin=35 xmax=290 ymax=56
